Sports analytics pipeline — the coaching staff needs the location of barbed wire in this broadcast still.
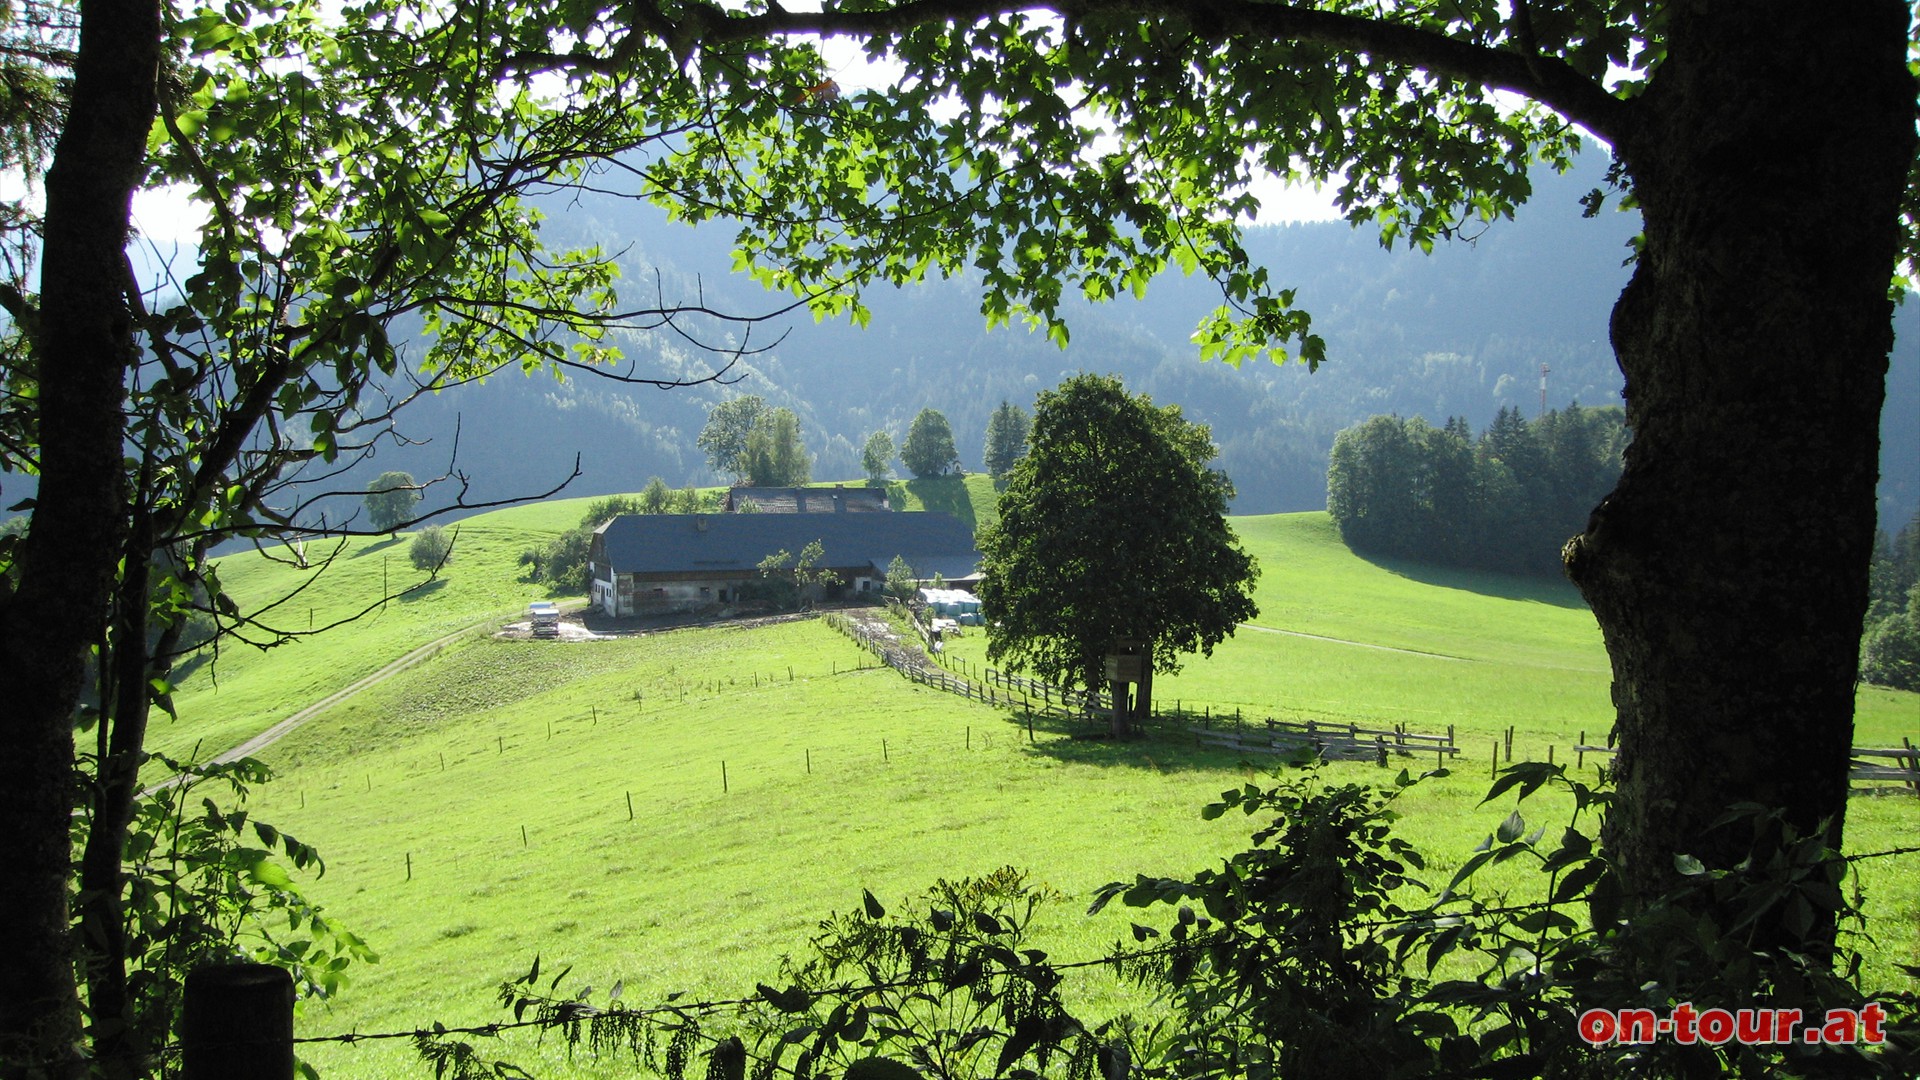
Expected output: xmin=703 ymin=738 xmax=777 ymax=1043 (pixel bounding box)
xmin=278 ymin=837 xmax=1920 ymax=1055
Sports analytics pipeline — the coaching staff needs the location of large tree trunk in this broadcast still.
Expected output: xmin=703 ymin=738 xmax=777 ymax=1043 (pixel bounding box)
xmin=1565 ymin=1 xmax=1915 ymax=947
xmin=0 ymin=1 xmax=160 ymax=1076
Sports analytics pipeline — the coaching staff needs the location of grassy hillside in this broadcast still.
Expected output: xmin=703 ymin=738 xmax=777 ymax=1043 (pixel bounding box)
xmin=155 ymin=498 xmax=590 ymax=767
xmin=883 ymin=473 xmax=1002 ymax=533
xmin=158 ymin=501 xmax=1920 ymax=1078
xmin=159 ymin=479 xmax=998 ymax=768
xmin=940 ymin=513 xmax=1918 ymax=746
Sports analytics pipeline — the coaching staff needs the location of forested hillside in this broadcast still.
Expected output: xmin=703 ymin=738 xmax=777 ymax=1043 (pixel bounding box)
xmin=336 ymin=157 xmax=1918 ymax=527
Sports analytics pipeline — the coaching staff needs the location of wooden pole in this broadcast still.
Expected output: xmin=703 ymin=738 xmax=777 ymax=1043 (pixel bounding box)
xmin=184 ymin=964 xmax=294 ymax=1080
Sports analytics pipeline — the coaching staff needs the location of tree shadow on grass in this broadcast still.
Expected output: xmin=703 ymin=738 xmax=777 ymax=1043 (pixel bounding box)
xmin=996 ymin=708 xmax=1320 ymax=775
xmin=396 ymin=577 xmax=448 ymax=603
xmin=900 ymin=476 xmax=976 ymax=531
xmin=351 ymin=535 xmax=406 ymax=559
xmin=1358 ymin=551 xmax=1589 ymax=611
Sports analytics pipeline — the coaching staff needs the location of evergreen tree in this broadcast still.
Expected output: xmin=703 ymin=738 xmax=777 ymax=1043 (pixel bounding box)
xmin=1326 ymin=416 xmax=1420 ymax=556
xmin=982 ymin=400 xmax=1032 ymax=479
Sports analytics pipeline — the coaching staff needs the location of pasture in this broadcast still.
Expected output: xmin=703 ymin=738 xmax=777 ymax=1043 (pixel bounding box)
xmin=157 ymin=503 xmax=1920 ymax=1078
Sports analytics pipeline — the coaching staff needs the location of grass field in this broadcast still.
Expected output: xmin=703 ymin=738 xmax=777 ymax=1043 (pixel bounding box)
xmin=157 ymin=500 xmax=1920 ymax=1078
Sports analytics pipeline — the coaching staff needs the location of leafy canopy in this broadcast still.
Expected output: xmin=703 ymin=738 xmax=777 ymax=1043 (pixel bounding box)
xmin=899 ymin=407 xmax=958 ymax=479
xmin=861 ymin=429 xmax=894 ymax=484
xmin=365 ymin=471 xmax=421 ymax=532
xmin=976 ymin=374 xmax=1258 ymax=691
xmin=624 ymin=1 xmax=1668 ymax=368
xmin=699 ymin=396 xmax=774 ymax=481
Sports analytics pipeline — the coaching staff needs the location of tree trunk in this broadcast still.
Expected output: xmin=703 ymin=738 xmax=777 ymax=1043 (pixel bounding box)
xmin=1565 ymin=1 xmax=1915 ymax=948
xmin=0 ymin=0 xmax=160 ymax=1075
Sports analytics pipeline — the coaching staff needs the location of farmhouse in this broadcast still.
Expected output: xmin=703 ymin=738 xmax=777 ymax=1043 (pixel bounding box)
xmin=588 ymin=511 xmax=979 ymax=616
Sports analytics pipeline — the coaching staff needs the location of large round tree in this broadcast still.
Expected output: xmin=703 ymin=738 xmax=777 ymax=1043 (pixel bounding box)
xmin=977 ymin=374 xmax=1258 ymax=736
xmin=899 ymin=406 xmax=959 ymax=478
xmin=635 ymin=0 xmax=1915 ymax=960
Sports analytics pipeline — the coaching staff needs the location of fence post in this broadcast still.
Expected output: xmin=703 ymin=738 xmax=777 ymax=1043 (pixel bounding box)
xmin=184 ymin=964 xmax=294 ymax=1080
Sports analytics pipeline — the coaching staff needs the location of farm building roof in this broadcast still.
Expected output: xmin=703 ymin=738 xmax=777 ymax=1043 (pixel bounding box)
xmin=593 ymin=512 xmax=980 ymax=580
xmin=723 ymin=485 xmax=890 ymax=513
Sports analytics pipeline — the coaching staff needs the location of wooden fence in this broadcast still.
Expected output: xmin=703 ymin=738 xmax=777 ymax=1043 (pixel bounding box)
xmin=824 ymin=608 xmax=1099 ymax=719
xmin=825 ymin=609 xmax=1472 ymax=758
xmin=1189 ymin=716 xmax=1460 ymax=767
xmin=1570 ymin=734 xmax=1920 ymax=795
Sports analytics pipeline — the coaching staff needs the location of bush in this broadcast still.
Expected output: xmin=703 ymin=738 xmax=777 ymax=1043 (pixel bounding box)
xmin=519 ymin=527 xmax=592 ymax=592
xmin=409 ymin=525 xmax=454 ymax=570
xmin=1861 ymin=608 xmax=1920 ymax=691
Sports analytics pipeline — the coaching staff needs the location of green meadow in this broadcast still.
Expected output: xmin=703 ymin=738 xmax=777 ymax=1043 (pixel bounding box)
xmin=155 ymin=493 xmax=1920 ymax=1078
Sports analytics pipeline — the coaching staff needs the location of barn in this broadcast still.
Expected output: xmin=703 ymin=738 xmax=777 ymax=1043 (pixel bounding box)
xmin=588 ymin=511 xmax=979 ymax=617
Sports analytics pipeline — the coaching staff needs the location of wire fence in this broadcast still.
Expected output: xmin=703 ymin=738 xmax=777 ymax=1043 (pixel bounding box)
xmin=166 ymin=832 xmax=1920 ymax=1080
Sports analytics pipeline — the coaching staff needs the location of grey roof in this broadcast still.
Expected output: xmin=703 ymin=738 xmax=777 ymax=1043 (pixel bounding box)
xmin=724 ymin=486 xmax=890 ymax=513
xmin=595 ymin=512 xmax=979 ymax=578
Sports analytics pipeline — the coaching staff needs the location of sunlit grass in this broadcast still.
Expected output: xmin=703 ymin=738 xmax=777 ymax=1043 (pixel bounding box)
xmin=159 ymin=504 xmax=1920 ymax=1078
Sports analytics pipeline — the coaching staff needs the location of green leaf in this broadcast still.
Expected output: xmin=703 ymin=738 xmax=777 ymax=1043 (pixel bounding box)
xmin=1495 ymin=810 xmax=1526 ymax=844
xmin=862 ymin=888 xmax=885 ymax=920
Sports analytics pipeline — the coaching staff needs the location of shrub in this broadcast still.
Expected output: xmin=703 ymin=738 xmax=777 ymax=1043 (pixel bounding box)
xmin=409 ymin=525 xmax=455 ymax=570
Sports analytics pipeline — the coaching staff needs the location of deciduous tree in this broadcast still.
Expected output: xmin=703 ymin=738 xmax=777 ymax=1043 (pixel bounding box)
xmin=0 ymin=0 xmax=772 ymax=1070
xmin=977 ymin=374 xmax=1257 ymax=736
xmin=743 ymin=406 xmax=811 ymax=487
xmin=861 ymin=429 xmax=894 ymax=484
xmin=899 ymin=407 xmax=957 ymax=479
xmin=698 ymin=395 xmax=772 ymax=482
xmin=625 ymin=0 xmax=1917 ymax=956
xmin=365 ymin=470 xmax=422 ymax=532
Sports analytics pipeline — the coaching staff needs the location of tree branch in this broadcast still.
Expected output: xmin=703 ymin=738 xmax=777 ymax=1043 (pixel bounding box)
xmin=635 ymin=0 xmax=1634 ymax=144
